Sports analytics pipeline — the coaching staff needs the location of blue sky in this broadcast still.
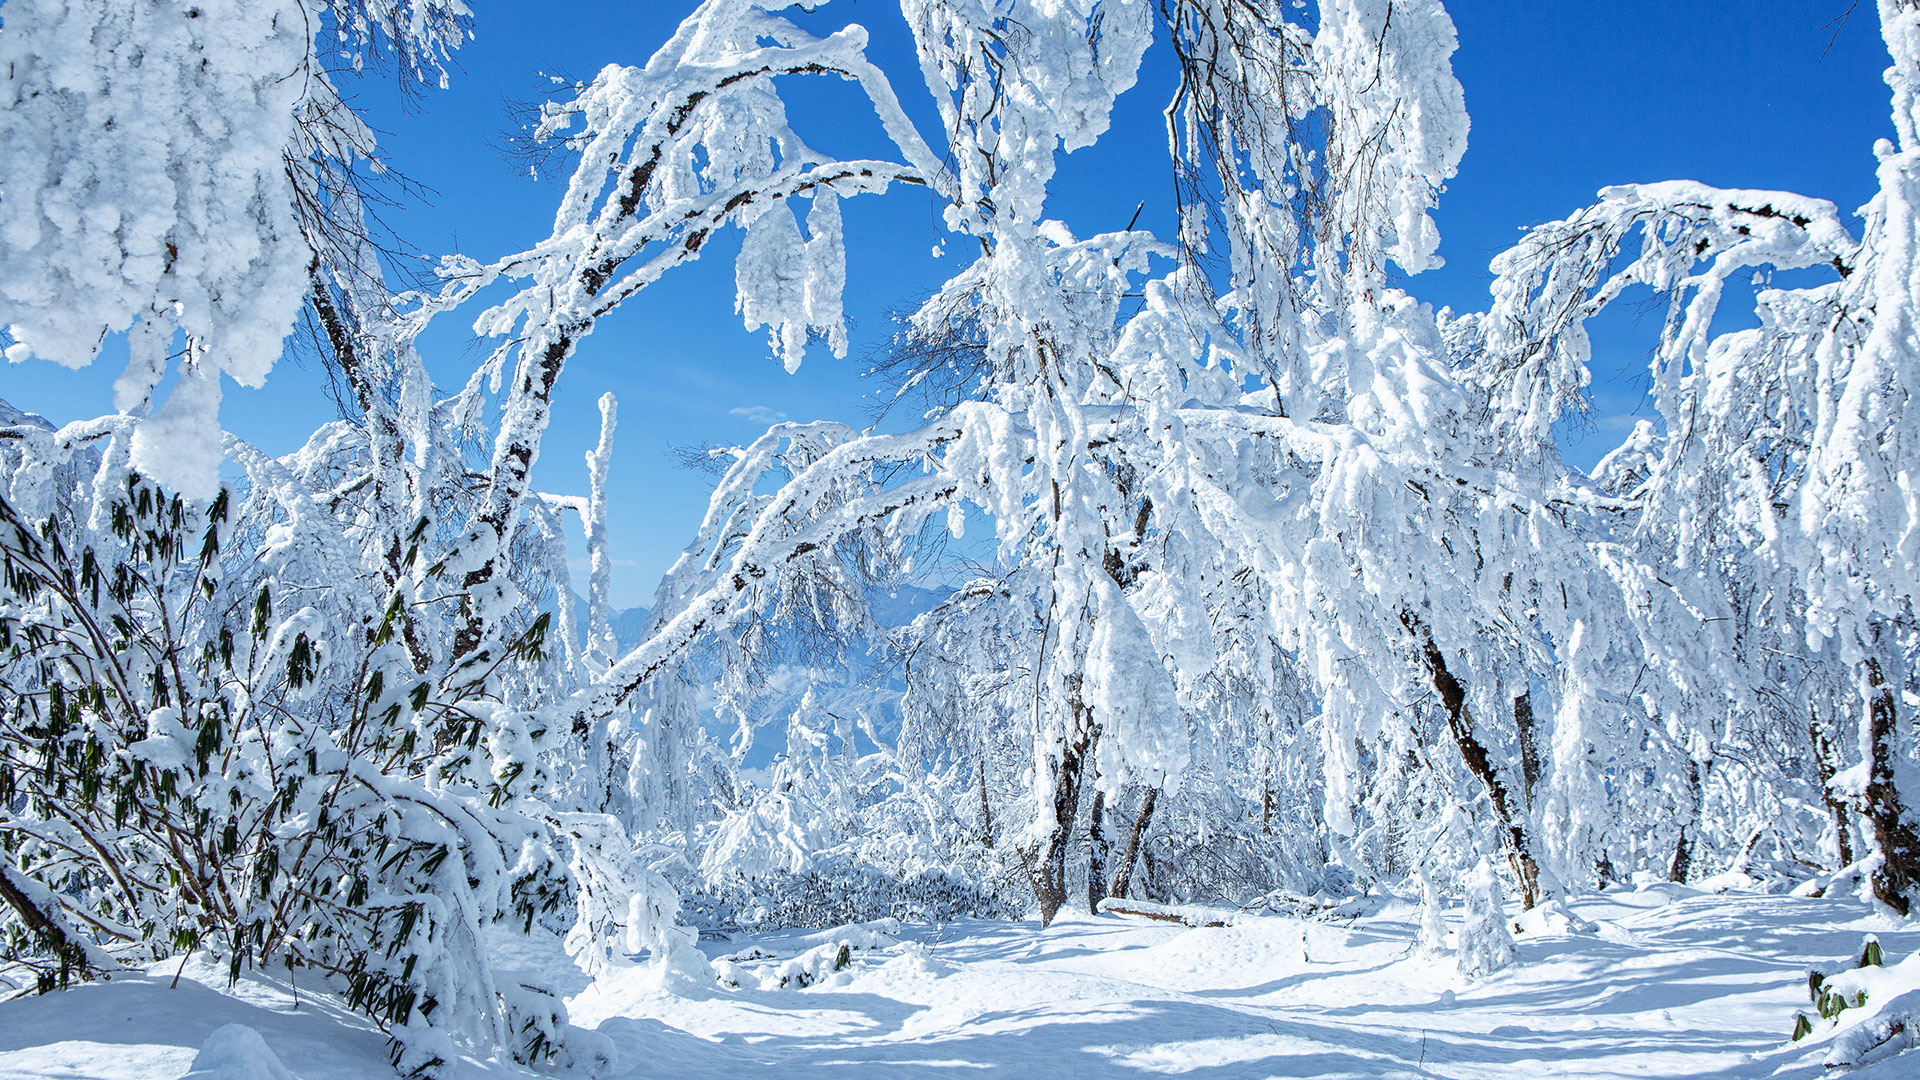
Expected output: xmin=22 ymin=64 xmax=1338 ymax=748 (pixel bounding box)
xmin=3 ymin=1 xmax=1892 ymax=607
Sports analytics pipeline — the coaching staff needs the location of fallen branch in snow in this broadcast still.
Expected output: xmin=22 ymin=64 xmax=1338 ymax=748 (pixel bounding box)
xmin=1098 ymin=898 xmax=1234 ymax=927
xmin=0 ymin=863 xmax=125 ymax=982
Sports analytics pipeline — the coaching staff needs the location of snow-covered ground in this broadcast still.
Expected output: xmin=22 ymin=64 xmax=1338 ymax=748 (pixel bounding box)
xmin=5 ymin=886 xmax=1916 ymax=1079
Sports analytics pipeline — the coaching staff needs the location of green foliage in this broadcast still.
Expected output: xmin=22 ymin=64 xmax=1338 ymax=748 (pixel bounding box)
xmin=0 ymin=467 xmax=573 ymax=1075
xmin=1859 ymin=936 xmax=1883 ymax=969
xmin=1794 ymin=939 xmax=1894 ymax=1042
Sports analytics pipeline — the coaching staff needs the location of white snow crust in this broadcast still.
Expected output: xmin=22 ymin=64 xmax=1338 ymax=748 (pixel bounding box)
xmin=6 ymin=887 xmax=1919 ymax=1079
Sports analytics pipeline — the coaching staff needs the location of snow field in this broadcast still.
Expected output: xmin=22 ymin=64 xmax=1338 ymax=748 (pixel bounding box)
xmin=4 ymin=886 xmax=1917 ymax=1079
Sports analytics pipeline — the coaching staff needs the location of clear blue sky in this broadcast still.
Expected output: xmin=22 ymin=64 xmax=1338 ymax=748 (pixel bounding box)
xmin=3 ymin=1 xmax=1891 ymax=608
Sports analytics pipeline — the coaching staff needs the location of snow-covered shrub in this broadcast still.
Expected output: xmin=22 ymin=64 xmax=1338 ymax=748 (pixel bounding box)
xmin=761 ymin=940 xmax=855 ymax=990
xmin=1127 ymin=782 xmax=1329 ymax=906
xmin=1457 ymin=859 xmax=1516 ymax=977
xmin=0 ymin=435 xmax=595 ymax=1074
xmin=708 ymin=919 xmax=905 ymax=990
xmin=690 ymin=861 xmax=1022 ymax=934
xmin=556 ymin=814 xmax=711 ymax=988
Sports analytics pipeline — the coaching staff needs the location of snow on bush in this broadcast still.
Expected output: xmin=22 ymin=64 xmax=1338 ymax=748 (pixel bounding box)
xmin=1794 ymin=936 xmax=1920 ymax=1071
xmin=691 ymin=864 xmax=1023 ymax=935
xmin=1458 ymin=859 xmax=1516 ymax=977
xmin=711 ymin=919 xmax=903 ymax=990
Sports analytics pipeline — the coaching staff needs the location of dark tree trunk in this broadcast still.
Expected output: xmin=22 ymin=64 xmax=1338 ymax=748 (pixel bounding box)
xmin=1810 ymin=708 xmax=1857 ymax=868
xmin=1086 ymin=788 xmax=1109 ymax=914
xmin=1402 ymin=611 xmax=1544 ymax=909
xmin=1514 ymin=690 xmax=1542 ymax=807
xmin=1668 ymin=832 xmax=1694 ymax=884
xmin=977 ymin=757 xmax=994 ymax=847
xmin=1024 ymin=705 xmax=1094 ymax=927
xmin=1668 ymin=831 xmax=1694 ymax=885
xmin=1862 ymin=657 xmax=1920 ymax=915
xmin=1261 ymin=761 xmax=1275 ymax=834
xmin=1669 ymin=759 xmax=1701 ymax=884
xmin=1107 ymin=786 xmax=1158 ymax=901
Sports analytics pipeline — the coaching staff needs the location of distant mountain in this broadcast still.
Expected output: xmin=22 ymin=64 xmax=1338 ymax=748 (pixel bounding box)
xmin=565 ymin=595 xmax=652 ymax=653
xmin=611 ymin=604 xmax=653 ymax=651
xmin=0 ymin=399 xmax=54 ymax=430
xmin=563 ymin=579 xmax=951 ymax=769
xmin=573 ymin=581 xmax=944 ymax=658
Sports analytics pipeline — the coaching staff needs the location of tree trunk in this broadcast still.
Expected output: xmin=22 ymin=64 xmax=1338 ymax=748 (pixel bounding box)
xmin=1668 ymin=831 xmax=1694 ymax=883
xmin=1861 ymin=657 xmax=1920 ymax=914
xmin=1514 ymin=690 xmax=1542 ymax=807
xmin=1260 ymin=758 xmax=1275 ymax=834
xmin=1024 ymin=706 xmax=1094 ymax=927
xmin=1086 ymin=788 xmax=1109 ymax=915
xmin=977 ymin=757 xmax=995 ymax=847
xmin=1669 ymin=759 xmax=1701 ymax=884
xmin=1668 ymin=829 xmax=1694 ymax=885
xmin=1810 ymin=708 xmax=1857 ymax=868
xmin=1402 ymin=611 xmax=1544 ymax=909
xmin=1107 ymin=786 xmax=1158 ymax=901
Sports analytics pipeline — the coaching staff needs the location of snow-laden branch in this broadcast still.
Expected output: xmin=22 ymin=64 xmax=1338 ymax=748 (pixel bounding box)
xmin=1482 ymin=180 xmax=1859 ymax=446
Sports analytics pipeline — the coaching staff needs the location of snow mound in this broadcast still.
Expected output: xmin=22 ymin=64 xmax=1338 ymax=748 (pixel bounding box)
xmin=1514 ymin=898 xmax=1599 ymax=936
xmin=713 ymin=919 xmax=905 ymax=990
xmin=183 ymin=1025 xmax=298 ymax=1080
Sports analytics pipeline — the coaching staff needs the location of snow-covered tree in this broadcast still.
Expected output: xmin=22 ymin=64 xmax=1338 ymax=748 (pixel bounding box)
xmin=13 ymin=7 xmax=1920 ymax=1072
xmin=1472 ymin=0 xmax=1920 ymax=912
